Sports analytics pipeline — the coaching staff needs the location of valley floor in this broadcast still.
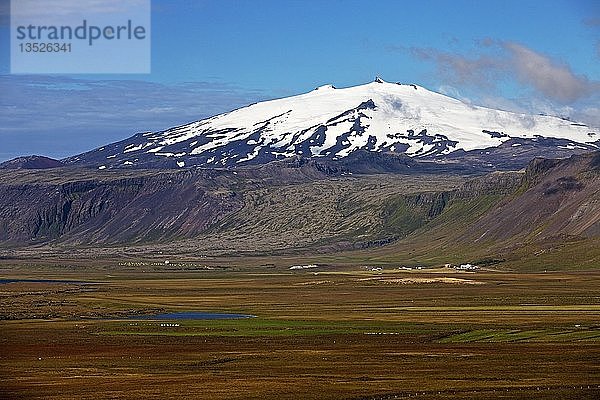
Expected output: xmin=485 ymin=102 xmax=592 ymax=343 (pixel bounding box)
xmin=1 ymin=263 xmax=599 ymax=399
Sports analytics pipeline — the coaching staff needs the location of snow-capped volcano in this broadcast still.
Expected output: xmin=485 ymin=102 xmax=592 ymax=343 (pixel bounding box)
xmin=65 ymin=78 xmax=598 ymax=169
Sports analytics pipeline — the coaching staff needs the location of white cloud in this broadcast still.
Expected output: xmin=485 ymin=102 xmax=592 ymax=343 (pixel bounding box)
xmin=400 ymin=41 xmax=600 ymax=128
xmin=407 ymin=42 xmax=598 ymax=104
xmin=503 ymin=42 xmax=594 ymax=103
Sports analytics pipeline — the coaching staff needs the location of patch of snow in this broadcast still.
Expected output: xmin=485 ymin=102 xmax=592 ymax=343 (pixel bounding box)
xmin=155 ymin=152 xmax=186 ymax=157
xmin=124 ymin=143 xmax=152 ymax=153
xmin=558 ymin=144 xmax=577 ymax=150
xmin=238 ymin=145 xmax=262 ymax=163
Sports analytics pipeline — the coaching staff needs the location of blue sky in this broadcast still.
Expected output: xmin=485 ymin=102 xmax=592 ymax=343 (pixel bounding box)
xmin=0 ymin=0 xmax=599 ymax=161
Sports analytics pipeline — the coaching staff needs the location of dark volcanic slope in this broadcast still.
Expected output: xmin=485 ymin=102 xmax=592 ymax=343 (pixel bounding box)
xmin=465 ymin=152 xmax=600 ymax=241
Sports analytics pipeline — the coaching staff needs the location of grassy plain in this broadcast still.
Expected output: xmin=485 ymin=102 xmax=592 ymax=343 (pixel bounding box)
xmin=1 ymin=263 xmax=599 ymax=399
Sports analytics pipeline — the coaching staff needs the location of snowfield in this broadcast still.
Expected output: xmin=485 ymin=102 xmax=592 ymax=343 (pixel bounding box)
xmin=68 ymin=78 xmax=598 ymax=168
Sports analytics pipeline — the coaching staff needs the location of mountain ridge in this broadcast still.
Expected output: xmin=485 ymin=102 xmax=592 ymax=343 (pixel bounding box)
xmin=61 ymin=78 xmax=598 ymax=171
xmin=0 ymin=155 xmax=63 ymax=169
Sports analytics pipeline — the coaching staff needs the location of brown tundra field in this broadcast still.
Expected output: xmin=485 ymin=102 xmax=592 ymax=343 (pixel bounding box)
xmin=1 ymin=260 xmax=599 ymax=400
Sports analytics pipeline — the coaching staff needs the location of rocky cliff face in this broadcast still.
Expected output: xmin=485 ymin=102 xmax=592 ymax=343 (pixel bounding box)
xmin=0 ymin=170 xmax=245 ymax=245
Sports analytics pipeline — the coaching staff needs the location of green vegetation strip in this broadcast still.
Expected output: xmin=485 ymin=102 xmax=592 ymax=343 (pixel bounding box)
xmin=95 ymin=318 xmax=600 ymax=343
xmin=96 ymin=319 xmax=446 ymax=337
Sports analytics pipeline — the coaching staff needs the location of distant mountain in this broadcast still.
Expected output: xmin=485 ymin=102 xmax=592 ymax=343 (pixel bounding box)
xmin=63 ymin=78 xmax=598 ymax=170
xmin=0 ymin=155 xmax=63 ymax=169
xmin=1 ymin=152 xmax=599 ymax=271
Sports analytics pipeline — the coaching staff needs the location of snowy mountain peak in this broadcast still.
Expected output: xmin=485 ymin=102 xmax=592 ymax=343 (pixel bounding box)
xmin=64 ymin=79 xmax=599 ymax=170
xmin=314 ymin=84 xmax=336 ymax=91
